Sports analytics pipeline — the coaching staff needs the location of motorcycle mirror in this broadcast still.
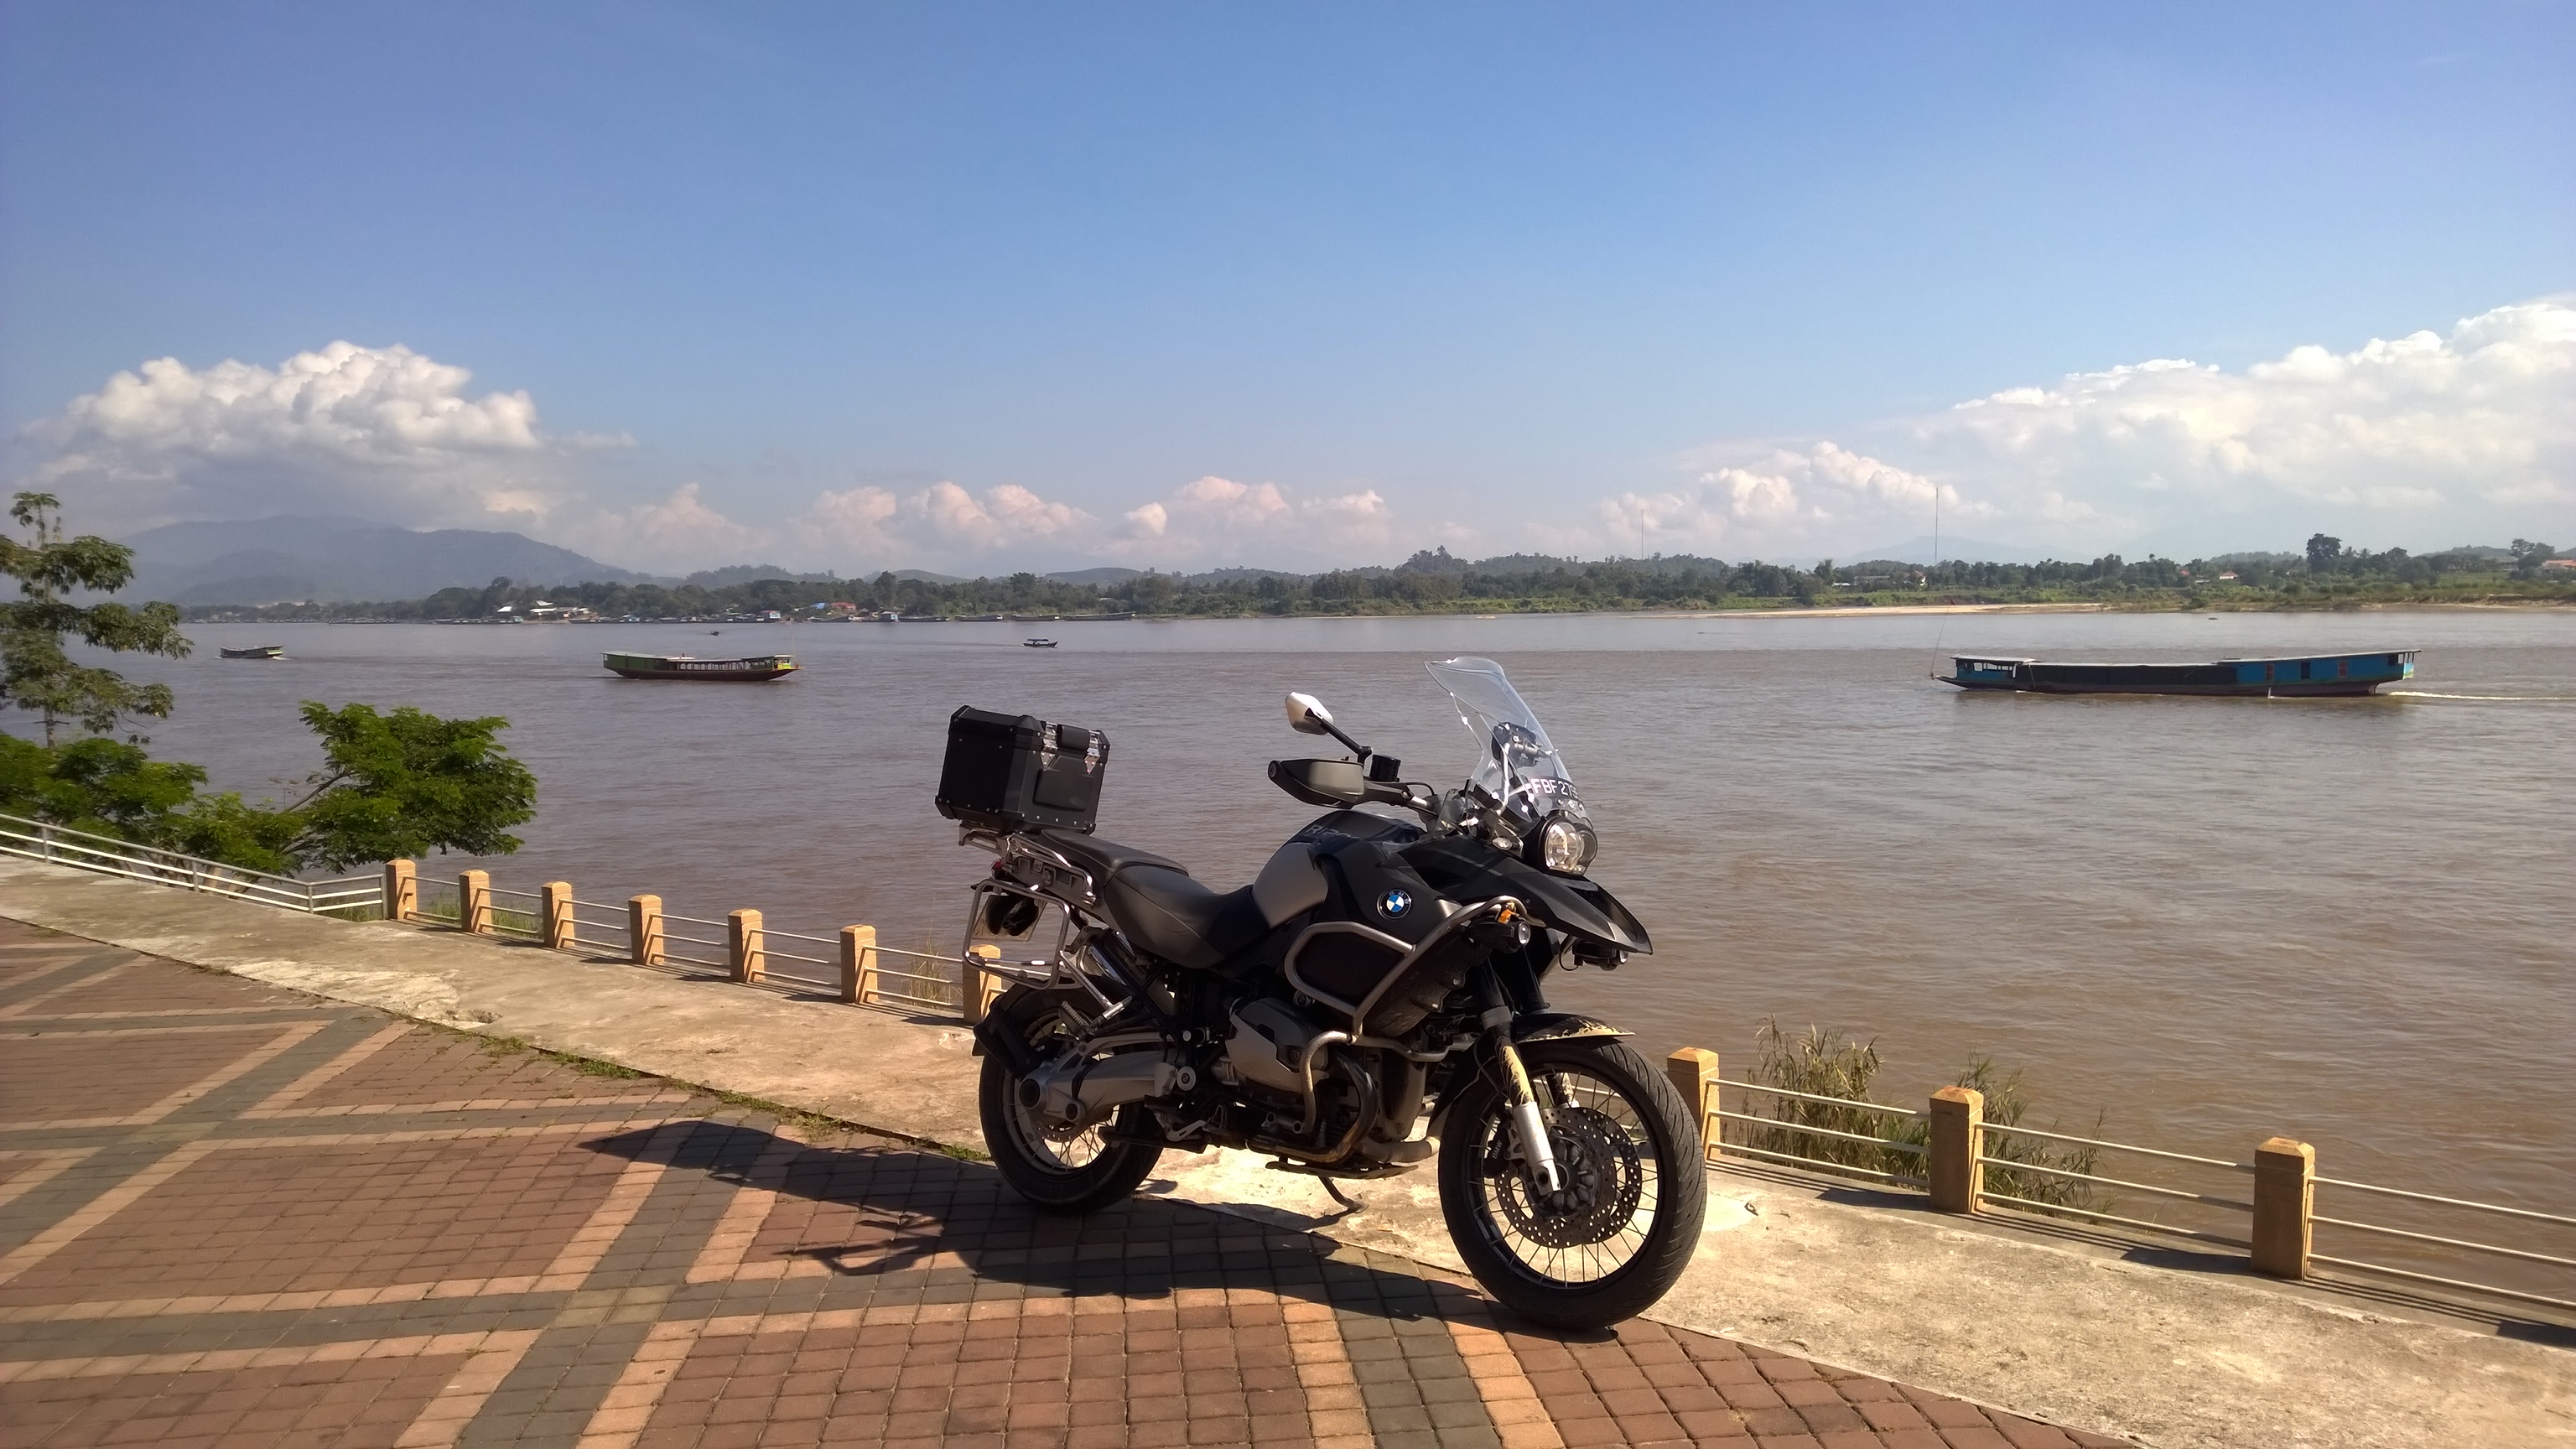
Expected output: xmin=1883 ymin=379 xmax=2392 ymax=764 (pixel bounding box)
xmin=1285 ymin=692 xmax=1335 ymax=736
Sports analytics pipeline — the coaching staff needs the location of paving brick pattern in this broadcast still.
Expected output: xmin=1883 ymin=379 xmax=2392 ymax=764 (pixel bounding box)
xmin=0 ymin=920 xmax=2128 ymax=1447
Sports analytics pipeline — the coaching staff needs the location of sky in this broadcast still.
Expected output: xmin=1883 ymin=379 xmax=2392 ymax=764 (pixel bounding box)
xmin=3 ymin=2 xmax=2570 ymax=574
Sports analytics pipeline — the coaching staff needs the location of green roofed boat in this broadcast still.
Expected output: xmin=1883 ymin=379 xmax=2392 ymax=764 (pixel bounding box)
xmin=1940 ymin=649 xmax=2416 ymax=698
xmin=602 ymin=652 xmax=797 ymax=682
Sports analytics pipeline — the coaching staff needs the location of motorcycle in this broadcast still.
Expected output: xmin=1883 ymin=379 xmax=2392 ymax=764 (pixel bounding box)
xmin=943 ymin=656 xmax=1704 ymax=1328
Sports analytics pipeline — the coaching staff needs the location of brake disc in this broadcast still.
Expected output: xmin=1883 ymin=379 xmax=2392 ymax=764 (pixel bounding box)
xmin=1494 ymin=1105 xmax=1644 ymax=1249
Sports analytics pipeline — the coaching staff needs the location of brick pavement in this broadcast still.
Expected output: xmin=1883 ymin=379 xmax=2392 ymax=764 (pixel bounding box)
xmin=0 ymin=920 xmax=2127 ymax=1448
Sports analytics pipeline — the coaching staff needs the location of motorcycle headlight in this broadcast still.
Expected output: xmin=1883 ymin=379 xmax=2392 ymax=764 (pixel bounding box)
xmin=1538 ymin=817 xmax=1596 ymax=875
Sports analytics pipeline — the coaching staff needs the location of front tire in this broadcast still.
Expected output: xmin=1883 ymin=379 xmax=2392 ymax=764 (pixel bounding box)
xmin=1437 ymin=1037 xmax=1706 ymax=1329
xmin=978 ymin=987 xmax=1162 ymax=1213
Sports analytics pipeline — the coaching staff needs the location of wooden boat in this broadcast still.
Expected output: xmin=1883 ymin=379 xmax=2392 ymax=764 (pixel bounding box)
xmin=219 ymin=645 xmax=284 ymax=660
xmin=1940 ymin=650 xmax=2416 ymax=698
xmin=1023 ymin=638 xmax=1058 ymax=648
xmin=1060 ymin=611 xmax=1135 ymax=621
xmin=602 ymin=652 xmax=797 ymax=682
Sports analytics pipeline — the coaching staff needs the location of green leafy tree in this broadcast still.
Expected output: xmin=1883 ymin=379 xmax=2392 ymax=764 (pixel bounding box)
xmin=0 ymin=492 xmax=191 ymax=743
xmin=2304 ymin=532 xmax=2343 ymax=574
xmin=285 ymin=703 xmax=538 ymax=870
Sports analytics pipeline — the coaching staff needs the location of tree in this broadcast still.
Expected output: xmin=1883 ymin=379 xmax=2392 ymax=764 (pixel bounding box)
xmin=286 ymin=703 xmax=538 ymax=870
xmin=0 ymin=492 xmax=191 ymax=743
xmin=2510 ymin=538 xmax=2558 ymax=580
xmin=2305 ymin=533 xmax=2342 ymax=574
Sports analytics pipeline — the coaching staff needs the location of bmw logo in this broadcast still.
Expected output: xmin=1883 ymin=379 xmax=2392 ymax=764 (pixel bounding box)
xmin=1377 ymin=889 xmax=1412 ymax=920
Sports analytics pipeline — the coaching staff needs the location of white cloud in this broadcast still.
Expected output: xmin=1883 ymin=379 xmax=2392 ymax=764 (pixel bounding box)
xmin=19 ymin=341 xmax=626 ymax=531
xmin=1631 ymin=299 xmax=2576 ymax=558
xmin=584 ymin=484 xmax=766 ymax=573
xmin=1103 ymin=475 xmax=1391 ymax=561
xmin=1581 ymin=443 xmax=1976 ymax=558
xmin=912 ymin=480 xmax=1090 ymax=549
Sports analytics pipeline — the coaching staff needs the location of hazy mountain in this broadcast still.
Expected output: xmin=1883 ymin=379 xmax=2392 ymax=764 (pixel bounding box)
xmin=679 ymin=564 xmax=838 ymax=588
xmin=1046 ymin=566 xmax=1144 ymax=585
xmin=119 ymin=517 xmax=653 ymax=605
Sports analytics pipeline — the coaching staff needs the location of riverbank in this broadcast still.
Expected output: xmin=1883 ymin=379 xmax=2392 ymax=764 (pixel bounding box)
xmin=4 ymin=855 xmax=2564 ymax=1448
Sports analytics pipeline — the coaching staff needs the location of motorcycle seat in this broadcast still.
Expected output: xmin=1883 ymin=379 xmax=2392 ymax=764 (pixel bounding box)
xmin=1033 ymin=828 xmax=1186 ymax=880
xmin=1035 ymin=828 xmax=1267 ymax=971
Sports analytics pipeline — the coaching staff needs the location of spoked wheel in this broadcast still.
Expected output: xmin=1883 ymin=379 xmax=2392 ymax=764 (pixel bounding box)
xmin=1437 ymin=1037 xmax=1706 ymax=1328
xmin=977 ymin=988 xmax=1162 ymax=1213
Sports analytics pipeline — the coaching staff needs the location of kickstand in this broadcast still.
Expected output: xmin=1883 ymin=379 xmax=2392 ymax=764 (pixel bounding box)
xmin=1317 ymin=1176 xmax=1364 ymax=1217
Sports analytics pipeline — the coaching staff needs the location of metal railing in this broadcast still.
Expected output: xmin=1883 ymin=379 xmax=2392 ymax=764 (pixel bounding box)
xmin=1675 ymin=1052 xmax=2572 ymax=1319
xmin=2311 ymin=1176 xmax=2576 ymax=1312
xmin=0 ymin=811 xmax=382 ymax=916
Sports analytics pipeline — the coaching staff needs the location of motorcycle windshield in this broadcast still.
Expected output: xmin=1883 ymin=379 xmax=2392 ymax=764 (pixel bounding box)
xmin=1426 ymin=657 xmax=1581 ymax=821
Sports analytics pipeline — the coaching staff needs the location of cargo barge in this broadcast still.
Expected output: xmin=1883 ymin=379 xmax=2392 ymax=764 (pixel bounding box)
xmin=1941 ymin=650 xmax=2416 ymax=697
xmin=602 ymin=652 xmax=797 ymax=682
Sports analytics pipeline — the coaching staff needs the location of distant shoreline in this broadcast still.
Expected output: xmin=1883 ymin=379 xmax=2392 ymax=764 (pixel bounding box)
xmin=198 ymin=598 xmax=2576 ymax=626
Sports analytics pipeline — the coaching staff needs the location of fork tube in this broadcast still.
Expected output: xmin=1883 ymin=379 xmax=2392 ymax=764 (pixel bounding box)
xmin=1494 ymin=1036 xmax=1563 ymax=1193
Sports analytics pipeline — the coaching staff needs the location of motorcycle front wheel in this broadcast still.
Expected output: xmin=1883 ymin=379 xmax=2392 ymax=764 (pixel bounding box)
xmin=977 ymin=987 xmax=1163 ymax=1213
xmin=1437 ymin=1036 xmax=1706 ymax=1329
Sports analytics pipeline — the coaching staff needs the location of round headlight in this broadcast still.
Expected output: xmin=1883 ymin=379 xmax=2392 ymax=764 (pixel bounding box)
xmin=1539 ymin=818 xmax=1594 ymax=875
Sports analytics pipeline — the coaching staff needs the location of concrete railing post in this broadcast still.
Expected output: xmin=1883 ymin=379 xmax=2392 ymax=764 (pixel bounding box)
xmin=382 ymin=859 xmax=418 ymax=923
xmin=729 ymin=908 xmax=765 ymax=984
xmin=963 ymin=944 xmax=1002 ymax=1024
xmin=460 ymin=870 xmax=492 ymax=934
xmin=1666 ymin=1048 xmax=1721 ymax=1158
xmin=541 ymin=881 xmax=575 ymax=950
xmin=628 ymin=894 xmax=664 ymax=967
xmin=839 ymin=925 xmax=878 ymax=1005
xmin=2251 ymin=1136 xmax=2315 ymax=1278
xmin=1929 ymin=1086 xmax=1984 ymax=1213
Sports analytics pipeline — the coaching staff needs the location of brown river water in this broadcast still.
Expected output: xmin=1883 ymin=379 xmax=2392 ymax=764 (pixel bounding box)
xmin=74 ymin=609 xmax=2576 ymax=1260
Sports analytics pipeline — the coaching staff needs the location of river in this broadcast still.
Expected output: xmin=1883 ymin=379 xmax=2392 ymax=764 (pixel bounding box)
xmin=81 ymin=607 xmax=2576 ymax=1233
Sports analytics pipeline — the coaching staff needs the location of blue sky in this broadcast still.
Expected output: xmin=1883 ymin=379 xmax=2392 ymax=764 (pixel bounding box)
xmin=3 ymin=2 xmax=2569 ymax=572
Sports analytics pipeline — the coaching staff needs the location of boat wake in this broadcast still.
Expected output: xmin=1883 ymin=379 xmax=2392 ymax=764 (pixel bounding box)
xmin=2385 ymin=690 xmax=2576 ymax=702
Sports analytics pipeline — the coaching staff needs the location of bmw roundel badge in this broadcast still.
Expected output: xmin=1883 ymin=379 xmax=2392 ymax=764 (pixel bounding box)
xmin=1376 ymin=889 xmax=1412 ymax=920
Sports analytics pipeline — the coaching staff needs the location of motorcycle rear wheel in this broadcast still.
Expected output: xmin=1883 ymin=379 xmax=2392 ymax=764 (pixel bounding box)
xmin=1437 ymin=1037 xmax=1706 ymax=1329
xmin=978 ymin=987 xmax=1163 ymax=1213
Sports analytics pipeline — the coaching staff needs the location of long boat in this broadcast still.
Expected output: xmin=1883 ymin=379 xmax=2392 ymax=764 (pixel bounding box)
xmin=602 ymin=652 xmax=797 ymax=682
xmin=218 ymin=645 xmax=284 ymax=660
xmin=1940 ymin=650 xmax=2416 ymax=697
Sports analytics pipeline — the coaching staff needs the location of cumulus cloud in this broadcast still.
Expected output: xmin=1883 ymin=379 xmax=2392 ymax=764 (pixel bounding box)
xmin=1106 ymin=475 xmax=1392 ymax=560
xmin=584 ymin=485 xmax=766 ymax=573
xmin=1624 ymin=299 xmax=2576 ymax=558
xmin=1587 ymin=443 xmax=1976 ymax=557
xmin=1916 ymin=299 xmax=2573 ymax=521
xmin=792 ymin=480 xmax=1093 ymax=562
xmin=19 ymin=341 xmax=625 ymax=531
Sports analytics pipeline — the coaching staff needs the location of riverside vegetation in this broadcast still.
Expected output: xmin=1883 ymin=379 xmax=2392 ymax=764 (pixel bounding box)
xmin=0 ymin=492 xmax=535 ymax=874
xmin=1743 ymin=1020 xmax=2106 ymax=1214
xmin=184 ymin=534 xmax=2573 ymax=623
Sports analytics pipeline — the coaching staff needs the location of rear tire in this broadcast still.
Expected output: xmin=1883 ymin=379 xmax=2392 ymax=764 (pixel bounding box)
xmin=1437 ymin=1037 xmax=1706 ymax=1329
xmin=978 ymin=988 xmax=1162 ymax=1213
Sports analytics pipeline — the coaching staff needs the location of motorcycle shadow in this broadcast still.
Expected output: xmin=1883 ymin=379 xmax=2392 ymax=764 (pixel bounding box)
xmin=582 ymin=1117 xmax=1613 ymax=1340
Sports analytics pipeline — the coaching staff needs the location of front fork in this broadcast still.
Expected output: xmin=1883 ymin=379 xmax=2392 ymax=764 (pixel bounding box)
xmin=1493 ymin=1032 xmax=1563 ymax=1194
xmin=1470 ymin=955 xmax=1563 ymax=1195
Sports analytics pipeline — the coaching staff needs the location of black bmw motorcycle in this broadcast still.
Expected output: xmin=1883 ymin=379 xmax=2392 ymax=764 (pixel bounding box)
xmin=940 ymin=656 xmax=1703 ymax=1328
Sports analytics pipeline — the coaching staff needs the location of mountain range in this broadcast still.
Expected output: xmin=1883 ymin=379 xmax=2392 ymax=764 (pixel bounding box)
xmin=120 ymin=517 xmax=654 ymax=605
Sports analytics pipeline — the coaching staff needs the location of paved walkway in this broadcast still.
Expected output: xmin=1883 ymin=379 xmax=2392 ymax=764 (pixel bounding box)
xmin=0 ymin=921 xmax=2122 ymax=1449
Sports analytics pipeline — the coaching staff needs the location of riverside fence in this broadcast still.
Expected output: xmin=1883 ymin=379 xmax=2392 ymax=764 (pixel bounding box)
xmin=4 ymin=810 xmax=2560 ymax=1323
xmin=1662 ymin=1049 xmax=2575 ymax=1321
xmin=387 ymin=860 xmax=984 ymax=1018
xmin=0 ymin=813 xmax=380 ymax=915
